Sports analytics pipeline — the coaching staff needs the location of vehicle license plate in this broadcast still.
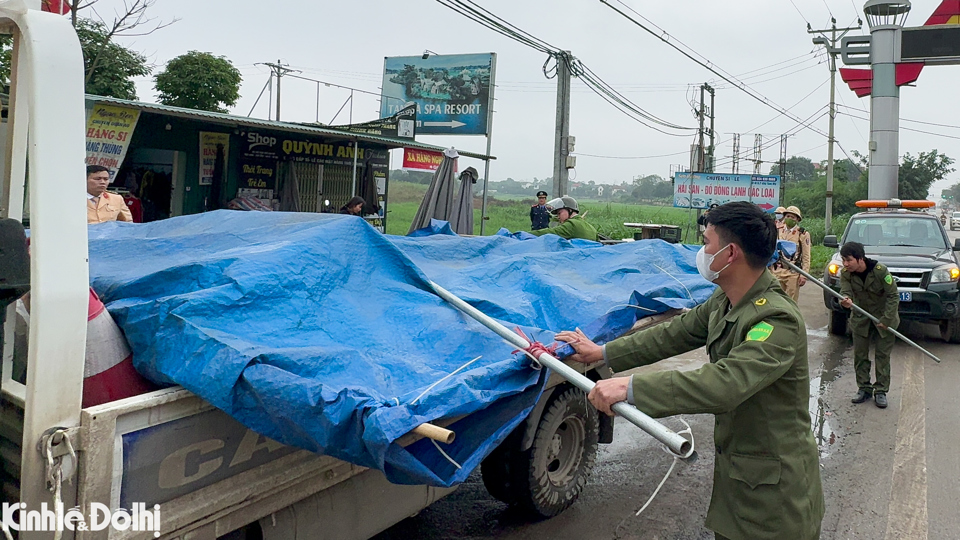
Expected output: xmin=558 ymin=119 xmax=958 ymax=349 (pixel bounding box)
xmin=899 ymin=291 xmax=912 ymax=302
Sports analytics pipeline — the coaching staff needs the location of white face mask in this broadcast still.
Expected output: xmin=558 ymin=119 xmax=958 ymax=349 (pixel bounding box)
xmin=696 ymin=244 xmax=732 ymax=282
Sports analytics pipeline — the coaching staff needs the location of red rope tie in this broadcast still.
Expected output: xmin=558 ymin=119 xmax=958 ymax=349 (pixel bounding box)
xmin=511 ymin=327 xmax=557 ymax=359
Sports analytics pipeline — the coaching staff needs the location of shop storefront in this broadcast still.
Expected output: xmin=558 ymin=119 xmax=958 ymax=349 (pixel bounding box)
xmin=84 ymin=96 xmax=489 ymax=230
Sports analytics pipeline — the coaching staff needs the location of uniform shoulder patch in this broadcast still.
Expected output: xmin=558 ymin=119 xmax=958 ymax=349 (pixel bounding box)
xmin=754 ymin=298 xmax=767 ymax=306
xmin=884 ymin=274 xmax=893 ymax=285
xmin=746 ymin=321 xmax=775 ymax=342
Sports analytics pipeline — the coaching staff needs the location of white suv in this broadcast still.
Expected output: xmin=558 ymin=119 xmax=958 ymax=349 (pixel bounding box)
xmin=952 ymin=211 xmax=960 ymax=231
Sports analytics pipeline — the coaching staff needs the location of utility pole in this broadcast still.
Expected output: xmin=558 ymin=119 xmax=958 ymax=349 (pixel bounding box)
xmin=695 ymin=85 xmax=706 ymax=172
xmin=753 ymin=134 xmax=762 ymax=174
xmin=732 ymin=134 xmax=740 ymax=174
xmin=810 ymin=18 xmax=862 ymax=232
xmin=261 ymin=60 xmax=299 ymax=122
xmin=707 ymin=85 xmax=716 ymax=172
xmin=553 ymin=51 xmax=573 ymax=197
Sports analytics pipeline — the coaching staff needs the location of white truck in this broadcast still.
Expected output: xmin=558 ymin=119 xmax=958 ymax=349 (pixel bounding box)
xmin=0 ymin=4 xmax=615 ymax=538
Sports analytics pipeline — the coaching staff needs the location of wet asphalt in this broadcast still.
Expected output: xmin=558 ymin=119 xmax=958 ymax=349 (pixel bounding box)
xmin=376 ymin=228 xmax=960 ymax=539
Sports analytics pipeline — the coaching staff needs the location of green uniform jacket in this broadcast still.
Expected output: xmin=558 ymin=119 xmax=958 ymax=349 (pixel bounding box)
xmin=530 ymin=214 xmax=598 ymax=241
xmin=839 ymin=261 xmax=900 ymax=337
xmin=605 ymin=271 xmax=823 ymax=540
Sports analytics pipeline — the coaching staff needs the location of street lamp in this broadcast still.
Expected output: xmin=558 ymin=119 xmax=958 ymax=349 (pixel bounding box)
xmin=422 ymin=49 xmax=439 ymax=60
xmin=863 ymin=0 xmax=911 ymax=199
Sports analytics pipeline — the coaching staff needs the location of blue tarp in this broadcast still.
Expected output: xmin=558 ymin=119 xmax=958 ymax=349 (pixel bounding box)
xmin=88 ymin=211 xmax=714 ymax=487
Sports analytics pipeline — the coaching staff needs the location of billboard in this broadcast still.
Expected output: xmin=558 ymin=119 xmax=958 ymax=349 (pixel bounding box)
xmin=380 ymin=53 xmax=496 ymax=136
xmin=673 ymin=172 xmax=781 ymax=212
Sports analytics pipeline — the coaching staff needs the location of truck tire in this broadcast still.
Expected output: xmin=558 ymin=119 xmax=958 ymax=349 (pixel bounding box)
xmin=829 ymin=310 xmax=848 ymax=336
xmin=480 ymin=386 xmax=599 ymax=517
xmin=940 ymin=317 xmax=960 ymax=344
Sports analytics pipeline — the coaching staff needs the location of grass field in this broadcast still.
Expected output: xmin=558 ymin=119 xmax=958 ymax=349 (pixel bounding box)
xmin=385 ymin=181 xmax=848 ymax=275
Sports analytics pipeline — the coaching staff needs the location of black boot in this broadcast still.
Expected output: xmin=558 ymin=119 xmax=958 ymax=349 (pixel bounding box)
xmin=851 ymin=389 xmax=872 ymax=404
xmin=875 ymin=392 xmax=888 ymax=408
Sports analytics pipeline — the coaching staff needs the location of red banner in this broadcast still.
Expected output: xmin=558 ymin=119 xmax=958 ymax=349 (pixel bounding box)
xmin=402 ymin=148 xmax=457 ymax=172
xmin=42 ymin=0 xmax=71 ymax=14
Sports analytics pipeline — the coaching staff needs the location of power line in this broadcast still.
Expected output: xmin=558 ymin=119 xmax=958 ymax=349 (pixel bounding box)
xmin=572 ymin=150 xmax=690 ymax=160
xmin=837 ymin=104 xmax=960 ymax=130
xmin=600 ymin=0 xmax=864 ymax=168
xmin=838 ymin=112 xmax=960 ymax=140
xmin=788 ymin=0 xmax=812 ymax=25
xmin=435 ymin=0 xmax=697 ymax=136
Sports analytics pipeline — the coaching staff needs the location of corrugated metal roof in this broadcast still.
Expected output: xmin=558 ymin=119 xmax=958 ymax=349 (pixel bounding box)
xmin=86 ymin=95 xmax=495 ymax=161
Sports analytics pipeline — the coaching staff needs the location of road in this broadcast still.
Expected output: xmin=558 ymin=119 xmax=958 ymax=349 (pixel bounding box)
xmin=377 ymin=227 xmax=960 ymax=540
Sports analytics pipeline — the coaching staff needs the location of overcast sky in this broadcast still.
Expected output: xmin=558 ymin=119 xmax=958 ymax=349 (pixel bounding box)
xmin=95 ymin=0 xmax=958 ymax=198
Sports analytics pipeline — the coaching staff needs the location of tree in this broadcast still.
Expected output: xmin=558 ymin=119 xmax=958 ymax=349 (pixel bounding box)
xmin=898 ymin=150 xmax=955 ymax=201
xmin=77 ymin=18 xmax=150 ymax=99
xmin=769 ymin=156 xmax=816 ymax=184
xmin=155 ymin=51 xmax=242 ymax=112
xmin=942 ymin=182 xmax=960 ymax=203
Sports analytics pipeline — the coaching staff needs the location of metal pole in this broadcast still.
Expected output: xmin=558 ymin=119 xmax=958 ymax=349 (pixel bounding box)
xmin=428 ymin=280 xmax=695 ymax=458
xmin=867 ymin=22 xmax=902 ymax=199
xmin=351 ymin=140 xmax=359 ymax=198
xmin=826 ymin=42 xmax=837 ymax=232
xmin=697 ymin=84 xmax=706 ymax=172
xmin=275 ymin=59 xmax=282 ymax=122
xmin=481 ymin=135 xmax=492 ymax=236
xmin=316 ymin=81 xmax=320 ymax=123
xmin=810 ymin=21 xmax=860 ymax=232
xmin=707 ymin=84 xmax=715 ymax=173
xmin=776 ymin=254 xmax=942 ymax=363
xmin=552 ymin=52 xmax=572 ymax=198
xmin=349 ymin=89 xmax=354 ymax=125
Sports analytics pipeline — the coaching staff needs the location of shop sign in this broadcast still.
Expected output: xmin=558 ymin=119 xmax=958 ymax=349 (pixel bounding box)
xmin=85 ymin=103 xmax=141 ymax=181
xmin=673 ymin=172 xmax=781 ymax=211
xmin=402 ymin=148 xmax=457 ymax=173
xmin=199 ymin=132 xmax=230 ymax=186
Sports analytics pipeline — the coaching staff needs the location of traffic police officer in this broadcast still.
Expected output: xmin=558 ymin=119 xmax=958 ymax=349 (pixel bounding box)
xmin=839 ymin=241 xmax=899 ymax=409
xmin=556 ymin=202 xmax=823 ymax=540
xmin=772 ymin=205 xmax=811 ymax=301
xmin=530 ymin=196 xmax=598 ymax=241
xmin=530 ymin=190 xmax=551 ymax=231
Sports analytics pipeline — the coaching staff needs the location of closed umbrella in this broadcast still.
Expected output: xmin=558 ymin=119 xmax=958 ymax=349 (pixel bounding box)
xmin=407 ymin=147 xmax=459 ymax=234
xmin=449 ymin=166 xmax=478 ymax=235
xmin=360 ymin=159 xmax=381 ymax=216
xmin=279 ymin=161 xmax=302 ymax=212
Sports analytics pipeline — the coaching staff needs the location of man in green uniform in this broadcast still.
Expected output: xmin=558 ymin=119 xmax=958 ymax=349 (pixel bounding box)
xmin=839 ymin=241 xmax=899 ymax=409
xmin=556 ymin=202 xmax=823 ymax=540
xmin=530 ymin=196 xmax=598 ymax=241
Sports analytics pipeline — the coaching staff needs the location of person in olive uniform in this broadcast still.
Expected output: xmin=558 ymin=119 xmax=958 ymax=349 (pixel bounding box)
xmin=530 ymin=196 xmax=598 ymax=241
xmin=839 ymin=241 xmax=900 ymax=409
xmin=556 ymin=202 xmax=823 ymax=540
xmin=530 ymin=190 xmax=551 ymax=231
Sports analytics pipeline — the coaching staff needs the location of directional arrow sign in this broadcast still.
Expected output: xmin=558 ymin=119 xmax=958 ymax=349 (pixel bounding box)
xmin=380 ymin=53 xmax=496 ymax=136
xmin=423 ymin=120 xmax=467 ymax=129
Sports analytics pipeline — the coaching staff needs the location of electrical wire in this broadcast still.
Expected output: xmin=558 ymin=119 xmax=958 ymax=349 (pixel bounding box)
xmin=601 ymin=0 xmax=865 ymax=170
xmin=573 ymin=150 xmax=690 ymax=160
xmin=434 ymin=0 xmax=697 ymax=136
xmin=788 ymin=0 xmax=812 ymax=25
xmin=838 ymin=111 xmax=960 ymax=140
xmin=837 ymin=104 xmax=960 ymax=130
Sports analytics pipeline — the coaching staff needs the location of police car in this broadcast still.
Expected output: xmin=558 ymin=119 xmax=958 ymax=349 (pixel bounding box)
xmin=822 ymin=199 xmax=960 ymax=343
